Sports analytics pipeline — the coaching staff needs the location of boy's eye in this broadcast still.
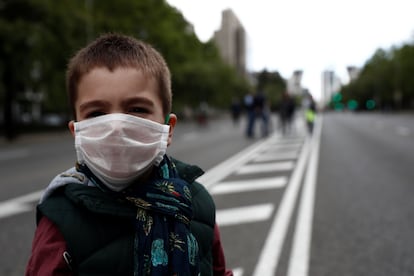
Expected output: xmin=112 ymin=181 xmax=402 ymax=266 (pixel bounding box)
xmin=86 ymin=111 xmax=106 ymax=118
xmin=129 ymin=107 xmax=149 ymax=114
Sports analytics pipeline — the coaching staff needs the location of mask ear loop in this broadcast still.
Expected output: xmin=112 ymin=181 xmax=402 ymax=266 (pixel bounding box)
xmin=165 ymin=114 xmax=170 ymax=124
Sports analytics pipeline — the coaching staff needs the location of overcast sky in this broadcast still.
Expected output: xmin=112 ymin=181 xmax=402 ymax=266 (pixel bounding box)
xmin=166 ymin=0 xmax=414 ymax=100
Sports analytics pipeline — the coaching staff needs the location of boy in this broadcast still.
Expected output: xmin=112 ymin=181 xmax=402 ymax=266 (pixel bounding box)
xmin=26 ymin=33 xmax=232 ymax=275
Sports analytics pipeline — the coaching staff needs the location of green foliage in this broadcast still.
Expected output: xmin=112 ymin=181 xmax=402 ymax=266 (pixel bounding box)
xmin=1 ymin=0 xmax=91 ymax=115
xmin=255 ymin=69 xmax=287 ymax=109
xmin=341 ymin=40 xmax=414 ymax=110
xmin=0 ymin=0 xmax=249 ymax=132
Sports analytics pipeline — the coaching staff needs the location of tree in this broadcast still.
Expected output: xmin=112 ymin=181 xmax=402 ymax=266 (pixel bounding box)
xmin=341 ymin=40 xmax=414 ymax=111
xmin=255 ymin=69 xmax=287 ymax=110
xmin=1 ymin=0 xmax=249 ymax=140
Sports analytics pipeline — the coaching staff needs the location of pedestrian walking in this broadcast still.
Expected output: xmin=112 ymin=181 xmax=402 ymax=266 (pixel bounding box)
xmin=230 ymin=97 xmax=242 ymax=126
xmin=253 ymin=90 xmax=269 ymax=137
xmin=305 ymin=94 xmax=317 ymax=134
xmin=244 ymin=92 xmax=255 ymax=138
xmin=279 ymin=91 xmax=296 ymax=135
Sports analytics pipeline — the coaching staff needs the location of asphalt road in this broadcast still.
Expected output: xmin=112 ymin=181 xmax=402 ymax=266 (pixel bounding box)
xmin=311 ymin=112 xmax=414 ymax=276
xmin=1 ymin=111 xmax=413 ymax=276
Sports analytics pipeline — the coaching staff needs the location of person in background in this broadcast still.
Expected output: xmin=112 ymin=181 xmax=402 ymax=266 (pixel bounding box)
xmin=279 ymin=91 xmax=296 ymax=135
xmin=244 ymin=91 xmax=255 ymax=138
xmin=305 ymin=94 xmax=317 ymax=134
xmin=253 ymin=90 xmax=269 ymax=137
xmin=230 ymin=97 xmax=242 ymax=126
xmin=26 ymin=33 xmax=233 ymax=276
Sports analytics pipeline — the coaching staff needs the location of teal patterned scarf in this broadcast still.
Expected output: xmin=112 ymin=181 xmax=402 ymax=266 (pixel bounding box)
xmin=123 ymin=156 xmax=200 ymax=275
xmin=78 ymin=156 xmax=200 ymax=275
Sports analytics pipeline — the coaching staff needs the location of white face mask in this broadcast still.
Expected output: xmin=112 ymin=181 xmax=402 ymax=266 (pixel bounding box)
xmin=74 ymin=113 xmax=170 ymax=191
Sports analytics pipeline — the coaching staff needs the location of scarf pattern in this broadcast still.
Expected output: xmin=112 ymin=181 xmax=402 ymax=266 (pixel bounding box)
xmin=123 ymin=156 xmax=200 ymax=275
xmin=77 ymin=156 xmax=200 ymax=275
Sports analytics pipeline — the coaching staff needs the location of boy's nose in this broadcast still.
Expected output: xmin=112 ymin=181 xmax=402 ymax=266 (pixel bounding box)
xmin=112 ymin=122 xmax=127 ymax=136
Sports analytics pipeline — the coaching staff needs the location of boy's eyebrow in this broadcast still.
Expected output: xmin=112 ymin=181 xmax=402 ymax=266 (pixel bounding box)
xmin=79 ymin=100 xmax=109 ymax=112
xmin=122 ymin=96 xmax=155 ymax=107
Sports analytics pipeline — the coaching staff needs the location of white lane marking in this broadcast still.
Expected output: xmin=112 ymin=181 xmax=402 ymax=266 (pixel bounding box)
xmin=287 ymin=117 xmax=323 ymax=276
xmin=211 ymin=177 xmax=287 ymax=195
xmin=232 ymin=267 xmax=244 ymax=276
xmin=264 ymin=144 xmax=301 ymax=151
xmin=253 ymin=151 xmax=298 ymax=162
xmin=0 ymin=201 xmax=33 ymax=219
xmin=216 ymin=204 xmax=274 ymax=227
xmin=263 ymin=148 xmax=300 ymax=155
xmin=396 ymin=126 xmax=410 ymax=136
xmin=252 ymin=132 xmax=312 ymax=276
xmin=0 ymin=148 xmax=30 ymax=161
xmin=0 ymin=190 xmax=43 ymax=219
xmin=9 ymin=190 xmax=43 ymax=203
xmin=197 ymin=134 xmax=279 ymax=188
xmin=267 ymin=138 xmax=304 ymax=145
xmin=260 ymin=146 xmax=300 ymax=153
xmin=236 ymin=161 xmax=295 ymax=175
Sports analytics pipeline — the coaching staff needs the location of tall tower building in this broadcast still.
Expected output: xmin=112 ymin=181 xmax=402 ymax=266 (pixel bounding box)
xmin=322 ymin=70 xmax=341 ymax=105
xmin=213 ymin=9 xmax=246 ymax=76
xmin=347 ymin=66 xmax=360 ymax=82
xmin=287 ymin=70 xmax=303 ymax=96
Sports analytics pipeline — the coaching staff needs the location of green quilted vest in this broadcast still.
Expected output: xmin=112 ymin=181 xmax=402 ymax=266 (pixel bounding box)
xmin=37 ymin=159 xmax=215 ymax=276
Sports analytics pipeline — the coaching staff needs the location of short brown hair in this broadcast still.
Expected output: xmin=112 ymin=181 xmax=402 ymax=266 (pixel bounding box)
xmin=66 ymin=33 xmax=172 ymax=119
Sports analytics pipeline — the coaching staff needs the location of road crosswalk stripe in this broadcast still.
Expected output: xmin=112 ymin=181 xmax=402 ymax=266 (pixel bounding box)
xmin=267 ymin=139 xmax=304 ymax=145
xmin=0 ymin=190 xmax=43 ymax=219
xmin=232 ymin=267 xmax=243 ymax=276
xmin=211 ymin=176 xmax=287 ymax=195
xmin=263 ymin=144 xmax=301 ymax=150
xmin=236 ymin=161 xmax=295 ymax=175
xmin=260 ymin=148 xmax=300 ymax=155
xmin=197 ymin=135 xmax=274 ymax=188
xmin=252 ymin=151 xmax=298 ymax=162
xmin=216 ymin=203 xmax=274 ymax=227
xmin=0 ymin=201 xmax=33 ymax=219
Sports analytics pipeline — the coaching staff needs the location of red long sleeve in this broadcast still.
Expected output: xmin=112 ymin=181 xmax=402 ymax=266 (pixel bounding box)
xmin=26 ymin=217 xmax=72 ymax=276
xmin=212 ymin=223 xmax=233 ymax=276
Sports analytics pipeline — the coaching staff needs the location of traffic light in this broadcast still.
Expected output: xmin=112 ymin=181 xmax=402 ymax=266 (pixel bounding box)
xmin=347 ymin=100 xmax=358 ymax=110
xmin=332 ymin=92 xmax=342 ymax=103
xmin=366 ymin=99 xmax=376 ymax=110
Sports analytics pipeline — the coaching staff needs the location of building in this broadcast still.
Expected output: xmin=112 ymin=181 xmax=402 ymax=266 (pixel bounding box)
xmin=322 ymin=70 xmax=341 ymax=105
xmin=347 ymin=66 xmax=361 ymax=82
xmin=287 ymin=70 xmax=303 ymax=96
xmin=213 ymin=9 xmax=247 ymax=76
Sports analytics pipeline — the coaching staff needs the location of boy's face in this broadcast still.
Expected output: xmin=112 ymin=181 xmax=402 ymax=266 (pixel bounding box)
xmin=68 ymin=67 xmax=176 ymax=145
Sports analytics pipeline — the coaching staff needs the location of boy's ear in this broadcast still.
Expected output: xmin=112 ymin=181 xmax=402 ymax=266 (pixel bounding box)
xmin=68 ymin=120 xmax=76 ymax=137
xmin=166 ymin=113 xmax=177 ymax=146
